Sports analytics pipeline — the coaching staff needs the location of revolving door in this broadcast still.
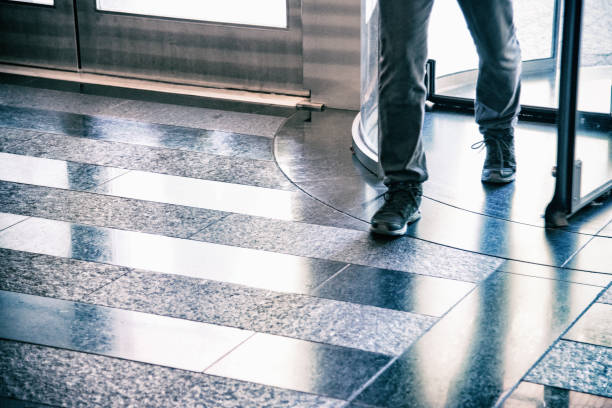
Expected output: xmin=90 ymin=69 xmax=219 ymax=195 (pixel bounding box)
xmin=352 ymin=0 xmax=612 ymax=226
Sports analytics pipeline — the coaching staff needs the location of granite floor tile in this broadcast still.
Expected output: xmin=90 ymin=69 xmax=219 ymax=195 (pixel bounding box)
xmin=0 ymin=291 xmax=253 ymax=372
xmin=387 ymin=197 xmax=590 ymax=268
xmin=0 ymin=152 xmax=129 ymax=191
xmin=500 ymin=259 xmax=612 ymax=287
xmin=278 ymin=194 xmax=371 ymax=231
xmin=90 ymin=169 xmax=308 ymax=221
xmin=86 ymin=270 xmax=437 ymax=355
xmin=525 ymin=340 xmax=612 ymax=398
xmin=292 ymin=175 xmax=595 ymax=268
xmin=0 ymin=181 xmax=227 ymax=238
xmin=294 ymin=175 xmax=385 ymax=219
xmin=0 ymin=213 xmax=27 ymax=231
xmin=1 ymin=130 xmax=296 ymax=190
xmin=503 ymin=381 xmax=612 ymax=407
xmin=0 ymin=340 xmax=345 ymax=408
xmin=352 ymin=273 xmax=602 ymax=407
xmin=192 ymin=213 xmax=503 ymax=283
xmin=0 ymin=128 xmax=40 ymax=151
xmin=599 ymin=286 xmax=612 ymax=305
xmin=206 ymin=333 xmax=390 ymax=400
xmin=564 ymin=303 xmax=612 ymax=347
xmin=0 ymin=397 xmax=58 ymax=408
xmin=88 ymin=166 xmax=367 ymax=227
xmin=0 ymin=248 xmax=129 ymax=301
xmin=190 ymin=153 xmax=297 ymax=191
xmin=274 ymin=109 xmax=358 ymax=164
xmin=0 ymin=105 xmax=275 ymax=161
xmin=99 ymin=98 xmax=285 ymax=137
xmin=276 ymin=109 xmax=607 ymax=266
xmin=312 ymin=264 xmax=475 ymax=317
xmin=0 ymin=84 xmax=126 ymax=116
xmin=0 ymin=216 xmax=346 ymax=294
xmin=0 ymin=84 xmax=286 ymax=137
xmin=177 ymin=383 xmax=346 ymax=408
xmin=564 ymin=236 xmax=612 ymax=274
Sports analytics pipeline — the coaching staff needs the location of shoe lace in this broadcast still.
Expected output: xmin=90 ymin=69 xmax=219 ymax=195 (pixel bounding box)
xmin=471 ymin=138 xmax=512 ymax=168
xmin=380 ymin=183 xmax=420 ymax=214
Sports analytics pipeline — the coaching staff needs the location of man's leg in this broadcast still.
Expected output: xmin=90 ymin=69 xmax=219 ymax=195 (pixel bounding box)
xmin=371 ymin=0 xmax=434 ymax=236
xmin=458 ymin=0 xmax=522 ymax=183
xmin=377 ymin=0 xmax=433 ymax=185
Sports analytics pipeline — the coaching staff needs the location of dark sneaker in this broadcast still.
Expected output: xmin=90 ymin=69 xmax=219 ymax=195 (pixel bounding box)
xmin=472 ymin=133 xmax=516 ymax=183
xmin=370 ymin=182 xmax=422 ymax=236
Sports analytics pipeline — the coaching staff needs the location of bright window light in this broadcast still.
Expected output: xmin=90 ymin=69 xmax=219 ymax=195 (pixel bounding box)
xmin=8 ymin=0 xmax=54 ymax=5
xmin=96 ymin=0 xmax=287 ymax=28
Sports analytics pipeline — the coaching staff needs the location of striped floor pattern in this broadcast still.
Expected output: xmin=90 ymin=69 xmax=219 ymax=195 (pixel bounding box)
xmin=1 ymin=78 xmax=610 ymax=407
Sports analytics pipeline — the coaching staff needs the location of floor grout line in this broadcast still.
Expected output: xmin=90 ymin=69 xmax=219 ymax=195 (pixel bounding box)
xmin=0 ymin=124 xmax=43 ymax=146
xmin=80 ymin=269 xmax=133 ymax=300
xmin=560 ymin=234 xmax=598 ymax=269
xmin=201 ymin=332 xmax=258 ymax=373
xmin=83 ymin=169 xmax=133 ymax=192
xmin=342 ymin=270 xmax=503 ymax=406
xmin=310 ymin=264 xmax=352 ymax=293
xmin=0 ymin=215 xmax=32 ymax=233
xmin=560 ymin=216 xmax=612 ymax=269
xmin=185 ymin=213 xmax=232 ymax=239
xmin=494 ymin=279 xmax=612 ymax=407
xmin=0 ymin=103 xmax=280 ymax=156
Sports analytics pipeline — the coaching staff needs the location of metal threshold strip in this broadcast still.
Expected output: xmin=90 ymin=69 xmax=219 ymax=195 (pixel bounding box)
xmin=0 ymin=63 xmax=320 ymax=109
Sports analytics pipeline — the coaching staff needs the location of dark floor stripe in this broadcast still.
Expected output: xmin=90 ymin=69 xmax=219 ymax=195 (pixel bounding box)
xmin=0 ymin=128 xmax=296 ymax=191
xmin=0 ymin=104 xmax=274 ymax=161
xmin=0 ymin=340 xmax=346 ymax=407
xmin=0 ymin=180 xmax=227 ymax=239
xmin=0 ymin=290 xmax=253 ymax=372
xmin=0 ymin=214 xmax=347 ymax=295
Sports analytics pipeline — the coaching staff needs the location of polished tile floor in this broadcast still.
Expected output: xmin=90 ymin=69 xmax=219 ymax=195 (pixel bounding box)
xmin=0 ymin=75 xmax=611 ymax=407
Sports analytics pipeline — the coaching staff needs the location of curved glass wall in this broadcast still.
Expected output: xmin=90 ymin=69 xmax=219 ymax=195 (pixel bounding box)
xmin=574 ymin=0 xmax=611 ymax=203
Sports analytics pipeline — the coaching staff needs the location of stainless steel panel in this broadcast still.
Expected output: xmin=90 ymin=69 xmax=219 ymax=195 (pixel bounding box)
xmin=75 ymin=0 xmax=306 ymax=95
xmin=0 ymin=0 xmax=78 ymax=70
xmin=303 ymin=0 xmax=360 ymax=109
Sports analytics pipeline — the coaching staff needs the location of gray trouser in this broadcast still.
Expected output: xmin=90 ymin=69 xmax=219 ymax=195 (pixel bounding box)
xmin=378 ymin=0 xmax=522 ymax=184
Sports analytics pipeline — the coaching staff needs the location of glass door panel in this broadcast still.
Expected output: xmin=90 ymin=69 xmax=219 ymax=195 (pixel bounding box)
xmin=76 ymin=0 xmax=303 ymax=94
xmin=0 ymin=0 xmax=78 ymax=70
xmin=574 ymin=0 xmax=611 ymax=204
xmin=429 ymin=0 xmax=558 ymax=108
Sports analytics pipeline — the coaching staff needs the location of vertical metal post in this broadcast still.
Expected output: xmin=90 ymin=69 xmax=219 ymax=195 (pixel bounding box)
xmin=550 ymin=0 xmax=562 ymax=61
xmin=544 ymin=0 xmax=584 ymax=227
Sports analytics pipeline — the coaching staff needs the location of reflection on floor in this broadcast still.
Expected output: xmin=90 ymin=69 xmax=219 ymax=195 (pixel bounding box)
xmin=0 ymin=75 xmax=611 ymax=407
xmin=277 ymin=109 xmax=612 ymax=271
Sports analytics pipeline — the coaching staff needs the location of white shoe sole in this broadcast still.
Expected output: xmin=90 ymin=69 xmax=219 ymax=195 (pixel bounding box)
xmin=482 ymin=172 xmax=515 ymax=184
xmin=370 ymin=211 xmax=421 ymax=236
